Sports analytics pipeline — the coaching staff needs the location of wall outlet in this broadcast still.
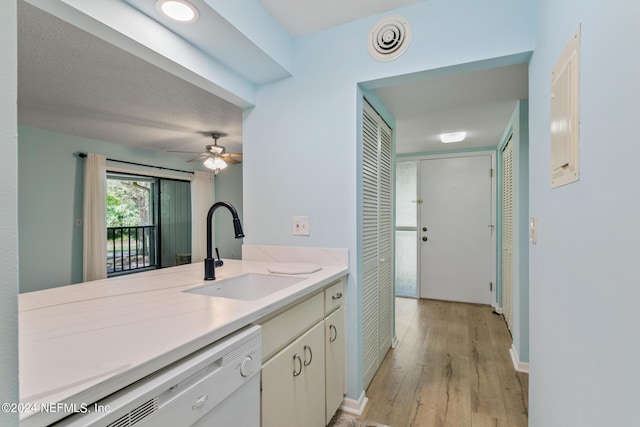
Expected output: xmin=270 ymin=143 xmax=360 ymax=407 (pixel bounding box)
xmin=293 ymin=216 xmax=310 ymax=236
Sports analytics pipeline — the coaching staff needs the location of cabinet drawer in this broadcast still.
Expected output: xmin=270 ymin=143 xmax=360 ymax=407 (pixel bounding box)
xmin=324 ymin=278 xmax=345 ymax=315
xmin=258 ymin=292 xmax=324 ymax=362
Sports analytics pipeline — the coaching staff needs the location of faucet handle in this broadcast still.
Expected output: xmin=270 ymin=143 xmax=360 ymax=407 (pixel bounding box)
xmin=214 ymin=247 xmax=224 ymax=267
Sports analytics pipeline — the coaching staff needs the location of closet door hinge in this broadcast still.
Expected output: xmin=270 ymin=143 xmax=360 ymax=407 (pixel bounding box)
xmin=490 ymin=282 xmax=493 ymax=291
xmin=490 ymin=168 xmax=494 ymax=177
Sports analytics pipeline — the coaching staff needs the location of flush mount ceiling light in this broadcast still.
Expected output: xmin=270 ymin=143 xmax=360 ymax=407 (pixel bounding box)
xmin=156 ymin=0 xmax=199 ymax=23
xmin=440 ymin=132 xmax=467 ymax=144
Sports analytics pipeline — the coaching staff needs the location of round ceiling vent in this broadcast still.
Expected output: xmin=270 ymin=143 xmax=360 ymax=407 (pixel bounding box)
xmin=367 ymin=15 xmax=412 ymax=62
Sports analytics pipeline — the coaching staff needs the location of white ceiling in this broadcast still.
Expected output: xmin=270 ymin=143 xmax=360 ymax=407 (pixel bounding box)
xmin=17 ymin=0 xmax=528 ymax=159
xmin=17 ymin=1 xmax=244 ymax=156
xmin=375 ymin=63 xmax=529 ymax=154
xmin=257 ymin=0 xmax=427 ymax=37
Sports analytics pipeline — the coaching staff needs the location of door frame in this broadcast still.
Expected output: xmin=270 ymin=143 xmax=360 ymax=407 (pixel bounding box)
xmin=397 ymin=149 xmax=498 ymax=308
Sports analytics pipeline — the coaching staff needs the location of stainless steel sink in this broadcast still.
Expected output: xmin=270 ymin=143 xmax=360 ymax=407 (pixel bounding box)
xmin=184 ymin=273 xmax=304 ymax=300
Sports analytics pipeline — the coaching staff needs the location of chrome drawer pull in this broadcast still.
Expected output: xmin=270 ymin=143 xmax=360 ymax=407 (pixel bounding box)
xmin=303 ymin=345 xmax=313 ymax=366
xmin=293 ymin=354 xmax=302 ymax=376
xmin=332 ymin=292 xmax=343 ymax=300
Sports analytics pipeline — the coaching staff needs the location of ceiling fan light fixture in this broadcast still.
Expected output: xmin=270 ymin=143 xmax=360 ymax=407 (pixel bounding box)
xmin=207 ymin=144 xmax=224 ymax=155
xmin=440 ymin=131 xmax=466 ymax=143
xmin=203 ymin=156 xmax=228 ymax=172
xmin=156 ymin=0 xmax=199 ymax=23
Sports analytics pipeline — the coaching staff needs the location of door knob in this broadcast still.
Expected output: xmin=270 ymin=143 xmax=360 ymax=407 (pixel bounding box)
xmin=422 ymin=236 xmax=428 ymax=242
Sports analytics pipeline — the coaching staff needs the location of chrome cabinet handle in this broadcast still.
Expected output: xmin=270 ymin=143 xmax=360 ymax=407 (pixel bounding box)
xmin=332 ymin=292 xmax=343 ymax=300
xmin=293 ymin=354 xmax=302 ymax=376
xmin=303 ymin=345 xmax=313 ymax=366
xmin=329 ymin=324 xmax=337 ymax=343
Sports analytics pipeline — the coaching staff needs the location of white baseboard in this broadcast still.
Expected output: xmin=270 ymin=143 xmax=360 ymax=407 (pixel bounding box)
xmin=391 ymin=335 xmax=399 ymax=349
xmin=509 ymin=344 xmax=530 ymax=374
xmin=492 ymin=304 xmax=503 ymax=314
xmin=340 ymin=390 xmax=368 ymax=416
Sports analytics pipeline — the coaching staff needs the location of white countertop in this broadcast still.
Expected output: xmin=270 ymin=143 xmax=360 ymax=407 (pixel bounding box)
xmin=19 ymin=259 xmax=348 ymax=426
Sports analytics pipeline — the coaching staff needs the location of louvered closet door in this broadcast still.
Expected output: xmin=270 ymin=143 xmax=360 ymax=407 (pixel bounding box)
xmin=362 ymin=101 xmax=393 ymax=389
xmin=501 ymin=137 xmax=514 ymax=332
xmin=377 ymin=119 xmax=393 ymax=364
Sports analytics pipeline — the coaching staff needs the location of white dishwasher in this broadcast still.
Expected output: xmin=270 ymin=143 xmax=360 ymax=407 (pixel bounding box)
xmin=54 ymin=325 xmax=261 ymax=427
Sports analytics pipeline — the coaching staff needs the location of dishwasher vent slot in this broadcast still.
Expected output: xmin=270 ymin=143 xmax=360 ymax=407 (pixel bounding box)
xmin=106 ymin=397 xmax=159 ymax=427
xmin=222 ymin=335 xmax=261 ymax=365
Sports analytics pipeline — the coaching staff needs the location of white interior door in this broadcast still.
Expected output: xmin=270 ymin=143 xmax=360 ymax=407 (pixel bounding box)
xmin=419 ymin=155 xmax=492 ymax=304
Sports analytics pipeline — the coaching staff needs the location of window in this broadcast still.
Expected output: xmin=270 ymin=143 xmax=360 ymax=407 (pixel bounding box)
xmin=395 ymin=161 xmax=418 ymax=297
xmin=106 ymin=172 xmax=191 ymax=276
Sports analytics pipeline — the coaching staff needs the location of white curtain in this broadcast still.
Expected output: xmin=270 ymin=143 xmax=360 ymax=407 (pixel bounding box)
xmin=191 ymin=171 xmax=215 ymax=262
xmin=82 ymin=153 xmax=107 ymax=282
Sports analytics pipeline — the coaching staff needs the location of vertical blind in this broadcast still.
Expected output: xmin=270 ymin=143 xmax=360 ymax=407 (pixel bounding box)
xmin=159 ymin=179 xmax=192 ymax=267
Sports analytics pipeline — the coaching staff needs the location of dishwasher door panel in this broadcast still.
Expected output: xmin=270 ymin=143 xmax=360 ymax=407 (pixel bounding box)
xmin=53 ymin=326 xmax=261 ymax=427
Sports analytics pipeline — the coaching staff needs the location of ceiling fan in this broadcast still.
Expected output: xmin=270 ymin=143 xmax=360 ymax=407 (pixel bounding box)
xmin=169 ymin=133 xmax=242 ymax=173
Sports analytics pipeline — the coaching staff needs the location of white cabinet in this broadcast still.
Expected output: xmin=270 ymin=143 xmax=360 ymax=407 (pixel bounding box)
xmin=324 ymin=306 xmax=345 ymax=424
xmin=261 ymin=321 xmax=325 ymax=427
xmin=323 ymin=278 xmax=346 ymax=424
xmin=258 ymin=277 xmax=347 ymax=427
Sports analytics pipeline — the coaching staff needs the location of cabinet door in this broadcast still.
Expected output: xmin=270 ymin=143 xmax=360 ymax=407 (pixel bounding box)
xmin=299 ymin=322 xmax=326 ymax=427
xmin=325 ymin=306 xmax=346 ymax=424
xmin=261 ymin=322 xmax=325 ymax=427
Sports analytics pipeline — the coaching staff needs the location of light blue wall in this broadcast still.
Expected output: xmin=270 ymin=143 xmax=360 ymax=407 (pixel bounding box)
xmin=497 ymin=100 xmax=529 ymax=363
xmin=529 ymin=1 xmax=640 ymax=425
xmin=0 ymin=1 xmax=19 ymax=423
xmin=18 ymin=125 xmax=208 ymax=292
xmin=243 ymin=0 xmax=535 ymax=400
xmin=6 ymin=0 xmax=640 ymax=422
xmin=214 ymin=163 xmax=244 ymax=260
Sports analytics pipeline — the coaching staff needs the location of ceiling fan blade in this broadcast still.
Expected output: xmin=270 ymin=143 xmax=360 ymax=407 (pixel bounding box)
xmin=223 ymin=156 xmax=241 ymax=165
xmin=167 ymin=150 xmax=203 ymax=154
xmin=187 ymin=154 xmax=210 ymax=162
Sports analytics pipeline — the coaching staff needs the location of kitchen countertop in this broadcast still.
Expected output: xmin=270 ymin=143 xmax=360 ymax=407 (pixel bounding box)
xmin=19 ymin=259 xmax=348 ymax=426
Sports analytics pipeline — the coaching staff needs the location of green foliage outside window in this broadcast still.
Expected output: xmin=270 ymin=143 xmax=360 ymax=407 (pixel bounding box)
xmin=106 ymin=179 xmax=152 ymax=227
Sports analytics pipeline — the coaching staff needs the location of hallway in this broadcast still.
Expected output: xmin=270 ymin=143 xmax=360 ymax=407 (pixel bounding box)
xmin=361 ymin=298 xmax=528 ymax=426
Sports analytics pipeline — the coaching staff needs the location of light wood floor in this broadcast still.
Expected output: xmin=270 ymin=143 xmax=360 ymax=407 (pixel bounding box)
xmin=360 ymin=298 xmax=528 ymax=427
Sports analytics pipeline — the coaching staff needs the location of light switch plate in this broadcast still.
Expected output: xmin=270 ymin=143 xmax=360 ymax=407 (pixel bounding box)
xmin=293 ymin=216 xmax=310 ymax=236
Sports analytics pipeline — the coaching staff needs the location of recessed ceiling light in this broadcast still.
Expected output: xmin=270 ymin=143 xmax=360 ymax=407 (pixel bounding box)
xmin=440 ymin=132 xmax=466 ymax=143
xmin=156 ymin=0 xmax=199 ymax=23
